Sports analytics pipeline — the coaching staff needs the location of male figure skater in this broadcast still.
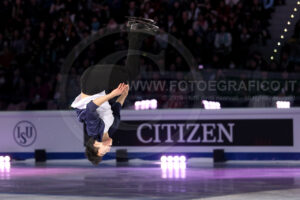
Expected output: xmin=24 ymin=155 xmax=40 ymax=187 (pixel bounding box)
xmin=71 ymin=83 xmax=129 ymax=165
xmin=71 ymin=17 xmax=158 ymax=165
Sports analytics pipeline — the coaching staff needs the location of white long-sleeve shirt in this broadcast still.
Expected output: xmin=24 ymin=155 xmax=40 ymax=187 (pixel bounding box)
xmin=71 ymin=91 xmax=114 ymax=133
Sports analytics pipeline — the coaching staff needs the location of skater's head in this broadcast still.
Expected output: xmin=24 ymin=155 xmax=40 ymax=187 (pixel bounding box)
xmin=85 ymin=137 xmax=112 ymax=165
xmin=85 ymin=137 xmax=102 ymax=165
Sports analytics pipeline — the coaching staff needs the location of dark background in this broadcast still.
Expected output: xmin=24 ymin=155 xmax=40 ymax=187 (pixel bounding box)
xmin=0 ymin=0 xmax=299 ymax=110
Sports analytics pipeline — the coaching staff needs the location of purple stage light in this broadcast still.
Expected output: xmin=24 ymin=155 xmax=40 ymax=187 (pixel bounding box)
xmin=168 ymin=168 xmax=173 ymax=178
xmin=0 ymin=155 xmax=11 ymax=174
xmin=0 ymin=156 xmax=11 ymax=163
xmin=145 ymin=100 xmax=150 ymax=109
xmin=160 ymin=155 xmax=167 ymax=163
xmin=1 ymin=166 xmax=10 ymax=175
xmin=160 ymin=155 xmax=187 ymax=163
xmin=202 ymin=100 xmax=221 ymax=109
xmin=0 ymin=161 xmax=11 ymax=174
xmin=0 ymin=162 xmax=10 ymax=169
xmin=167 ymin=156 xmax=173 ymax=162
xmin=198 ymin=64 xmax=204 ymax=69
xmin=180 ymin=162 xmax=186 ymax=169
xmin=174 ymin=169 xmax=180 ymax=179
xmin=161 ymin=162 xmax=167 ymax=170
xmin=167 ymin=162 xmax=173 ymax=169
xmin=276 ymin=101 xmax=290 ymax=108
xmin=4 ymin=156 xmax=10 ymax=162
xmin=160 ymin=155 xmax=187 ymax=179
xmin=180 ymin=168 xmax=186 ymax=179
xmin=161 ymin=170 xmax=167 ymax=179
xmin=179 ymin=156 xmax=186 ymax=162
xmin=134 ymin=101 xmax=141 ymax=110
xmin=140 ymin=101 xmax=146 ymax=110
xmin=150 ymin=99 xmax=157 ymax=109
xmin=173 ymin=162 xmax=180 ymax=169
xmin=173 ymin=156 xmax=179 ymax=162
xmin=135 ymin=99 xmax=158 ymax=110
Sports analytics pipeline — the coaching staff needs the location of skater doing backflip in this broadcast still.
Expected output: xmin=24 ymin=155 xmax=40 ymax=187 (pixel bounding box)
xmin=71 ymin=17 xmax=158 ymax=165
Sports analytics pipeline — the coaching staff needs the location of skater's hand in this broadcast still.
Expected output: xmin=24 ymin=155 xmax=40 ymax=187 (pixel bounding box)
xmin=93 ymin=83 xmax=126 ymax=106
xmin=116 ymin=84 xmax=129 ymax=106
xmin=121 ymin=84 xmax=129 ymax=96
xmin=110 ymin=83 xmax=127 ymax=97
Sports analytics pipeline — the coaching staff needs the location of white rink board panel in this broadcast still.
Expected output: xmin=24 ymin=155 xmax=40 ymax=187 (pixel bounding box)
xmin=0 ymin=108 xmax=299 ymax=155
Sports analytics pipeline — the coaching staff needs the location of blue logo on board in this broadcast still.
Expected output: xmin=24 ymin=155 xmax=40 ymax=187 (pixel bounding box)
xmin=13 ymin=121 xmax=37 ymax=147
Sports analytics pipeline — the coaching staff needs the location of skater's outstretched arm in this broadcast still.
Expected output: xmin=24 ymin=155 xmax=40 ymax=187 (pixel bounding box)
xmin=92 ymin=83 xmax=127 ymax=106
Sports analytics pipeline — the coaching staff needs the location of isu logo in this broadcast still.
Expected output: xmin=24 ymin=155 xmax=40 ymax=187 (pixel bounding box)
xmin=13 ymin=121 xmax=37 ymax=147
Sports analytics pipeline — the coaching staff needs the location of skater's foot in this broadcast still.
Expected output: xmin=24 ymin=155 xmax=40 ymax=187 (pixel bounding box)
xmin=126 ymin=17 xmax=159 ymax=33
xmin=126 ymin=16 xmax=156 ymax=25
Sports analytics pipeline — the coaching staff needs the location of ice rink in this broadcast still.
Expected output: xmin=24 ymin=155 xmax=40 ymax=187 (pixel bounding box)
xmin=1 ymin=158 xmax=300 ymax=200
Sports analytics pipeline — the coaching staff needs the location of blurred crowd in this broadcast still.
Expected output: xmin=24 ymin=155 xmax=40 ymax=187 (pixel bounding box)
xmin=0 ymin=0 xmax=296 ymax=110
xmin=280 ymin=19 xmax=300 ymax=72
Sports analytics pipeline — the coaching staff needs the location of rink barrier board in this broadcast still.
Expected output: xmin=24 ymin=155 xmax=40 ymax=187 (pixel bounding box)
xmin=0 ymin=108 xmax=299 ymax=160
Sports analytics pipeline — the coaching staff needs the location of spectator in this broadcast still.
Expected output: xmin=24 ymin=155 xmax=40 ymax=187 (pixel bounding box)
xmin=225 ymin=0 xmax=240 ymax=7
xmin=0 ymin=0 xmax=289 ymax=110
xmin=127 ymin=1 xmax=139 ymax=17
xmin=214 ymin=25 xmax=232 ymax=54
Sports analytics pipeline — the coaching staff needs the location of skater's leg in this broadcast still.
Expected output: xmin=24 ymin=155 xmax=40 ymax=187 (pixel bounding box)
xmin=125 ymin=18 xmax=159 ymax=81
xmin=80 ymin=64 xmax=129 ymax=95
xmin=80 ymin=18 xmax=158 ymax=95
xmin=125 ymin=31 xmax=147 ymax=81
